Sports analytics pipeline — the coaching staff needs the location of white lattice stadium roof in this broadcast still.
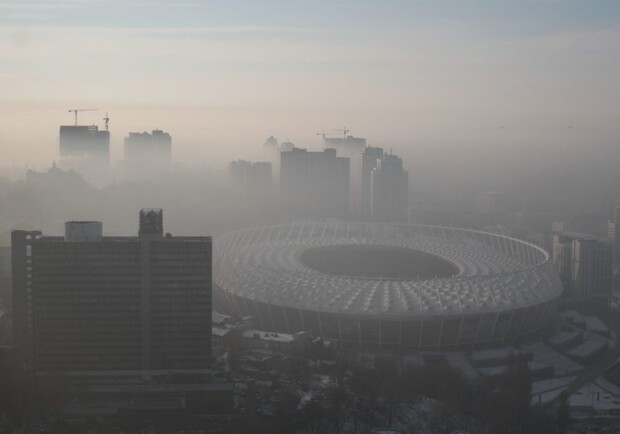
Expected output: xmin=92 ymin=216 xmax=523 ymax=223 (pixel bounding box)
xmin=214 ymin=222 xmax=562 ymax=317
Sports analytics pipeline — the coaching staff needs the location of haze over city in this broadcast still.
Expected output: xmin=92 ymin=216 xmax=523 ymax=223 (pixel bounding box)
xmin=2 ymin=0 xmax=619 ymax=167
xmin=2 ymin=1 xmax=620 ymax=434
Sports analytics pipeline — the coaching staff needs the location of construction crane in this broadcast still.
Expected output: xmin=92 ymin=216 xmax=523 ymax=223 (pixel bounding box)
xmin=331 ymin=127 xmax=350 ymax=139
xmin=103 ymin=113 xmax=110 ymax=131
xmin=67 ymin=108 xmax=98 ymax=126
xmin=315 ymin=130 xmax=327 ymax=146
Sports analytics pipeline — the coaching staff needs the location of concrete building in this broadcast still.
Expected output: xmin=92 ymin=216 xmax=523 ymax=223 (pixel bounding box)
xmin=229 ymin=160 xmax=272 ymax=197
xmin=351 ymin=146 xmax=384 ymax=221
xmin=474 ymin=191 xmax=507 ymax=214
xmin=280 ymin=147 xmax=349 ymax=218
xmin=262 ymin=136 xmax=280 ymax=180
xmin=59 ymin=125 xmax=110 ymax=161
xmin=607 ymin=206 xmax=620 ymax=265
xmin=0 ymin=245 xmax=11 ymax=306
xmin=553 ymin=233 xmax=612 ymax=301
xmin=553 ymin=233 xmax=576 ymax=293
xmin=323 ymin=135 xmax=366 ymax=161
xmin=572 ymin=238 xmax=613 ymax=301
xmin=370 ymin=154 xmax=409 ymax=223
xmin=324 ymin=134 xmax=367 ymax=212
xmin=124 ymin=129 xmax=172 ymax=163
xmin=12 ymin=209 xmax=212 ymax=383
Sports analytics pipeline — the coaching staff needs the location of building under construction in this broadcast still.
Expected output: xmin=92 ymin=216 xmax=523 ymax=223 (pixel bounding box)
xmin=59 ymin=125 xmax=110 ymax=160
xmin=59 ymin=109 xmax=110 ymax=160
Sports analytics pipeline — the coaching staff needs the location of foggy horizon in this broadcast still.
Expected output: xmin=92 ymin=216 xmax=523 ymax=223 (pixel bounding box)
xmin=2 ymin=1 xmax=620 ymax=433
xmin=2 ymin=0 xmax=620 ymax=169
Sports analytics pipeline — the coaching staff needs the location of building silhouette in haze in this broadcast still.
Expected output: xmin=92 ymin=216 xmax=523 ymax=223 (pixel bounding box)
xmin=369 ymin=152 xmax=409 ymax=223
xmin=12 ymin=209 xmax=212 ymax=387
xmin=323 ymin=135 xmax=366 ymax=161
xmin=124 ymin=129 xmax=172 ymax=163
xmin=59 ymin=125 xmax=110 ymax=161
xmin=552 ymin=232 xmax=612 ymax=302
xmin=229 ymin=160 xmax=272 ymax=198
xmin=607 ymin=206 xmax=620 ymax=265
xmin=280 ymin=147 xmax=349 ymax=218
xmin=352 ymin=146 xmax=384 ymax=221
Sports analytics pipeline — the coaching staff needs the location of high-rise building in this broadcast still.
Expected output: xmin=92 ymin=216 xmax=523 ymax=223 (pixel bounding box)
xmin=323 ymin=135 xmax=366 ymax=161
xmin=11 ymin=229 xmax=41 ymax=370
xmin=370 ymin=153 xmax=409 ymax=223
xmin=552 ymin=233 xmax=575 ymax=292
xmin=474 ymin=191 xmax=507 ymax=214
xmin=607 ymin=206 xmax=620 ymax=265
xmin=124 ymin=129 xmax=172 ymax=163
xmin=12 ymin=209 xmax=212 ymax=382
xmin=351 ymin=146 xmax=384 ymax=220
xmin=253 ymin=161 xmax=273 ymax=193
xmin=59 ymin=125 xmax=110 ymax=160
xmin=324 ymin=135 xmax=367 ymax=212
xmin=262 ymin=135 xmax=279 ymax=163
xmin=572 ymin=238 xmax=613 ymax=301
xmin=229 ymin=160 xmax=272 ymax=197
xmin=279 ymin=141 xmax=295 ymax=153
xmin=552 ymin=233 xmax=612 ymax=301
xmin=280 ymin=147 xmax=349 ymax=218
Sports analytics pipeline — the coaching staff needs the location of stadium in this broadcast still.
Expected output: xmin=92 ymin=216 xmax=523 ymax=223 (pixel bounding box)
xmin=214 ymin=221 xmax=563 ymax=351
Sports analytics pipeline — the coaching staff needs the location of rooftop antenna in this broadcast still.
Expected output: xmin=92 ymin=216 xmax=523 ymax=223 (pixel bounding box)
xmin=103 ymin=113 xmax=110 ymax=131
xmin=67 ymin=108 xmax=98 ymax=126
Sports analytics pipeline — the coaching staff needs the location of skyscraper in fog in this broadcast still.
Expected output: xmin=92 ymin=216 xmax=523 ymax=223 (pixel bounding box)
xmin=552 ymin=233 xmax=612 ymax=301
xmin=323 ymin=135 xmax=366 ymax=161
xmin=124 ymin=129 xmax=172 ymax=163
xmin=280 ymin=147 xmax=349 ymax=218
xmin=608 ymin=206 xmax=620 ymax=265
xmin=262 ymin=136 xmax=280 ymax=178
xmin=12 ymin=209 xmax=212 ymax=381
xmin=370 ymin=153 xmax=409 ymax=223
xmin=229 ymin=160 xmax=272 ymax=197
xmin=59 ymin=125 xmax=110 ymax=160
xmin=352 ymin=146 xmax=384 ymax=220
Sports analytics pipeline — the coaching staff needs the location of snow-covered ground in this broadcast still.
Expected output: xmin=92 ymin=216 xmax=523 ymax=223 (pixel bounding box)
xmin=521 ymin=342 xmax=584 ymax=376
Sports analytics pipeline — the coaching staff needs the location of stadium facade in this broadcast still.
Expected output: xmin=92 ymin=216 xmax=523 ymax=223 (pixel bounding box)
xmin=214 ymin=222 xmax=563 ymax=351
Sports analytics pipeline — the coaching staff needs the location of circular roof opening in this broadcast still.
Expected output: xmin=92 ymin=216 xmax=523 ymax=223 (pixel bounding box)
xmin=301 ymin=245 xmax=459 ymax=279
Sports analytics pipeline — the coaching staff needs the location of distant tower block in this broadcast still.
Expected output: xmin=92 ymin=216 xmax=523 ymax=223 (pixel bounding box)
xmin=124 ymin=130 xmax=172 ymax=163
xmin=139 ymin=208 xmax=163 ymax=237
xmin=59 ymin=125 xmax=110 ymax=160
xmin=323 ymin=133 xmax=366 ymax=161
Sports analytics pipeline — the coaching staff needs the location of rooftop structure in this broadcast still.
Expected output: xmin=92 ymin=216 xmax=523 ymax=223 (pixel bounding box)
xmin=323 ymin=135 xmax=366 ymax=159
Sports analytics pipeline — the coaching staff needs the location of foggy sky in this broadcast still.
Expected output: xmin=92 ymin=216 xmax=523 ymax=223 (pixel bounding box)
xmin=1 ymin=0 xmax=619 ymax=170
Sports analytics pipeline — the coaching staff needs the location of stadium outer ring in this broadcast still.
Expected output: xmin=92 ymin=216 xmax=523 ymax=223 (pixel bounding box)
xmin=214 ymin=221 xmax=563 ymax=351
